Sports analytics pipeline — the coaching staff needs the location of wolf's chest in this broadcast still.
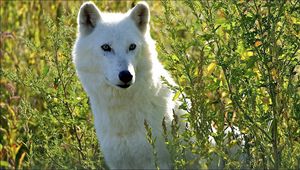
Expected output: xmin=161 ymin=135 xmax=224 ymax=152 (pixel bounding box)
xmin=102 ymin=131 xmax=155 ymax=168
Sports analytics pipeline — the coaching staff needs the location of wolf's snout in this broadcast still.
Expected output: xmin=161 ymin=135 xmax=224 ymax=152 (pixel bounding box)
xmin=119 ymin=70 xmax=133 ymax=84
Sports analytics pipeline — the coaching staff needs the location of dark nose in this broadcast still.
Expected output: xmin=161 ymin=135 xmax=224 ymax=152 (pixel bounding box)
xmin=119 ymin=70 xmax=133 ymax=84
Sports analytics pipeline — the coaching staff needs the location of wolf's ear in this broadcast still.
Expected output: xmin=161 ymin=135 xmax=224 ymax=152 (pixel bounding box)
xmin=78 ymin=2 xmax=101 ymax=35
xmin=129 ymin=1 xmax=150 ymax=34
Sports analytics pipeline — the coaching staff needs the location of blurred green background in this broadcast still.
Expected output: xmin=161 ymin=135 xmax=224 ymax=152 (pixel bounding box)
xmin=1 ymin=0 xmax=299 ymax=169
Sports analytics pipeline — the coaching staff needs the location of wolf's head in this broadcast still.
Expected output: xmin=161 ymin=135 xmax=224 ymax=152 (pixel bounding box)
xmin=73 ymin=1 xmax=151 ymax=90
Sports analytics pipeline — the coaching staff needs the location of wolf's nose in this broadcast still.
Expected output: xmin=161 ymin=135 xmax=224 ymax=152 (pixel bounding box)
xmin=119 ymin=70 xmax=133 ymax=84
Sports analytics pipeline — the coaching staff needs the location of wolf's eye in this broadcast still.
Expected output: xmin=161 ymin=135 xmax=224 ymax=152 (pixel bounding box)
xmin=129 ymin=44 xmax=136 ymax=51
xmin=101 ymin=44 xmax=112 ymax=52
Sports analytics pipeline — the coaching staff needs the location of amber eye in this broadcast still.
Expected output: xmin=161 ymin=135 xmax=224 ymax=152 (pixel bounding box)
xmin=129 ymin=43 xmax=136 ymax=51
xmin=101 ymin=44 xmax=112 ymax=52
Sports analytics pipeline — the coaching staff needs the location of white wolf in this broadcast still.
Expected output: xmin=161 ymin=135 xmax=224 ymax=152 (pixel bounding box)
xmin=73 ymin=1 xmax=178 ymax=169
xmin=73 ymin=1 xmax=245 ymax=169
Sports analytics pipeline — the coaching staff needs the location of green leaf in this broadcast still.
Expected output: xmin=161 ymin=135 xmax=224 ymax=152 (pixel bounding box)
xmin=42 ymin=65 xmax=50 ymax=77
xmin=0 ymin=161 xmax=9 ymax=167
xmin=173 ymin=91 xmax=181 ymax=101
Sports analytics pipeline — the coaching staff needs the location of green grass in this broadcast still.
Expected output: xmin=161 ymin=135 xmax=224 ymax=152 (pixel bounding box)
xmin=1 ymin=0 xmax=300 ymax=169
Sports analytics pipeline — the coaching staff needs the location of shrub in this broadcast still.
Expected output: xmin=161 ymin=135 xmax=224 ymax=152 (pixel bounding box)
xmin=1 ymin=0 xmax=299 ymax=169
xmin=156 ymin=0 xmax=300 ymax=169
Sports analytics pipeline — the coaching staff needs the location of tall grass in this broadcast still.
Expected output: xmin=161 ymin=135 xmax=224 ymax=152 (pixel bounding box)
xmin=1 ymin=0 xmax=299 ymax=169
xmin=157 ymin=1 xmax=300 ymax=168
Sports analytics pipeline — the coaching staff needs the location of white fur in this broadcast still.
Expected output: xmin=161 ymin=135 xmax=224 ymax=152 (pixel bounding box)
xmin=73 ymin=1 xmax=176 ymax=169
